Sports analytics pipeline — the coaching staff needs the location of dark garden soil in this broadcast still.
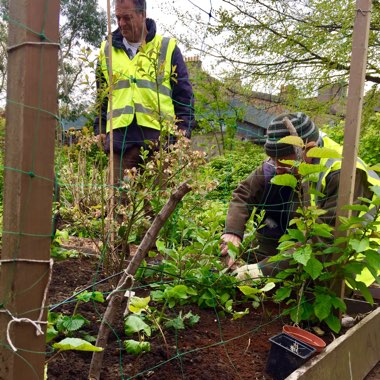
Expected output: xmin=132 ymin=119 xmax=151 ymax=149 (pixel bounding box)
xmin=46 ymin=241 xmax=378 ymax=380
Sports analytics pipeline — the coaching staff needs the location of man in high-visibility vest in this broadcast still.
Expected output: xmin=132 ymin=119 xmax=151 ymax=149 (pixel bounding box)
xmin=220 ymin=112 xmax=379 ymax=282
xmin=94 ymin=0 xmax=195 ymax=184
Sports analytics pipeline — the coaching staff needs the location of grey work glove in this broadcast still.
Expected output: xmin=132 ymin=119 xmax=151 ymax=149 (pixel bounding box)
xmin=231 ymin=263 xmax=263 ymax=280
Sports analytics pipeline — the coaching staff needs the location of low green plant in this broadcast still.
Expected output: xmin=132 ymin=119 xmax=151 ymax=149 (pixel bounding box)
xmin=205 ymin=141 xmax=266 ymax=201
xmin=123 ymin=295 xmax=200 ymax=355
xmin=46 ymin=291 xmax=104 ymax=351
xmin=51 ymin=229 xmax=79 ymax=260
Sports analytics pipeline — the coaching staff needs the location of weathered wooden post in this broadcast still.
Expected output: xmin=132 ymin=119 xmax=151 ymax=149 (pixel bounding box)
xmin=0 ymin=0 xmax=60 ymax=379
xmin=333 ymin=1 xmax=372 ymax=295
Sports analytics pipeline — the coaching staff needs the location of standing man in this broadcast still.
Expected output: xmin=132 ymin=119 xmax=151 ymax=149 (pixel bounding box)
xmin=94 ymin=0 xmax=195 ymax=183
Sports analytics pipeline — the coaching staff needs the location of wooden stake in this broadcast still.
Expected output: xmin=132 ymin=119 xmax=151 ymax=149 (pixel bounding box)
xmin=88 ymin=181 xmax=192 ymax=380
xmin=0 ymin=0 xmax=60 ymax=379
xmin=106 ymin=0 xmax=116 ymax=255
xmin=333 ymin=0 xmax=372 ymax=297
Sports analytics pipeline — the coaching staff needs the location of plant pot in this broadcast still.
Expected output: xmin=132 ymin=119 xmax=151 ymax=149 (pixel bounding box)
xmin=282 ymin=325 xmax=326 ymax=352
xmin=265 ymin=333 xmax=316 ymax=380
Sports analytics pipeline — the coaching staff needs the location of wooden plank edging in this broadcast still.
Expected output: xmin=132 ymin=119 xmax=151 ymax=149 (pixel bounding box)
xmin=286 ymin=307 xmax=380 ymax=380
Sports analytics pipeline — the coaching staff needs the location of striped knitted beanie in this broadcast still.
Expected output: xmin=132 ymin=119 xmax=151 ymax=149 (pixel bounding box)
xmin=264 ymin=112 xmax=319 ymax=157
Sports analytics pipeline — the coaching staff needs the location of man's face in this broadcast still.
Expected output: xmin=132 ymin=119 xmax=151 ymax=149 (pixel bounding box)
xmin=115 ymin=0 xmax=146 ymax=43
xmin=270 ymin=153 xmax=298 ymax=175
xmin=270 ymin=152 xmax=311 ymax=176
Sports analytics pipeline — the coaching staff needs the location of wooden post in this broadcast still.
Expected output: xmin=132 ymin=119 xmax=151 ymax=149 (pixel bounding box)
xmin=333 ymin=1 xmax=372 ymax=294
xmin=0 ymin=1 xmax=60 ymax=379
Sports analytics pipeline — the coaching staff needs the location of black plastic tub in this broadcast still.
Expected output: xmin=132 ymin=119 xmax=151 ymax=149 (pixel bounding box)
xmin=265 ymin=333 xmax=316 ymax=380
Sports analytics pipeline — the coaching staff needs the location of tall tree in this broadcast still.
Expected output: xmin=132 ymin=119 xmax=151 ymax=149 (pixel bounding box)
xmin=59 ymin=0 xmax=107 ymax=118
xmin=0 ymin=0 xmax=107 ymax=117
xmin=187 ymin=59 xmax=245 ymax=153
xmin=173 ymin=0 xmax=380 ymax=97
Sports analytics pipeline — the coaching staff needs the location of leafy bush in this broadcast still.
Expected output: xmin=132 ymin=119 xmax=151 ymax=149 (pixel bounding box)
xmin=205 ymin=141 xmax=265 ymax=201
xmin=321 ymin=117 xmax=380 ymax=166
xmin=359 ymin=114 xmax=380 ymax=166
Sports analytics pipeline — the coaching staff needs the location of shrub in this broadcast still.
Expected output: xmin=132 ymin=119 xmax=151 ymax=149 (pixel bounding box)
xmin=205 ymin=141 xmax=265 ymax=201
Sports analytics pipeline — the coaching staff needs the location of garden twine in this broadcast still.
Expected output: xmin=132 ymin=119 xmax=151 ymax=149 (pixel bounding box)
xmin=0 ymin=258 xmax=53 ymax=351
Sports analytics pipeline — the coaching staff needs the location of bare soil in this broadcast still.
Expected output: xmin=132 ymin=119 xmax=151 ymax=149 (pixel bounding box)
xmin=46 ymin=252 xmax=287 ymax=380
xmin=46 ymin=240 xmax=379 ymax=380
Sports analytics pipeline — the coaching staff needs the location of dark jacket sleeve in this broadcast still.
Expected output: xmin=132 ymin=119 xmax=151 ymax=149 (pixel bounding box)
xmin=171 ymin=46 xmax=195 ymax=138
xmin=93 ymin=61 xmax=108 ymax=136
xmin=225 ymin=166 xmax=267 ymax=239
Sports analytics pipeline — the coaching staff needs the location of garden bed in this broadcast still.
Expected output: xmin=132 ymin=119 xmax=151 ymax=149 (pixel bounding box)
xmin=47 ymin=247 xmax=378 ymax=380
xmin=47 ymin=255 xmax=288 ymax=379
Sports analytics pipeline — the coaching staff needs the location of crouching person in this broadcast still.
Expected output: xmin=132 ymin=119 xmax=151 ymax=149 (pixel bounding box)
xmin=220 ymin=112 xmax=378 ymax=280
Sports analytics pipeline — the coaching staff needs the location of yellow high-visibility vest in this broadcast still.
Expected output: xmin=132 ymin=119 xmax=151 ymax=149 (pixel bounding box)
xmin=312 ymin=135 xmax=380 ymax=285
xmin=99 ymin=34 xmax=177 ymax=133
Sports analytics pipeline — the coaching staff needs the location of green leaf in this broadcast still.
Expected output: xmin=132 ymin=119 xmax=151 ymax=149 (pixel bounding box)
xmin=46 ymin=325 xmax=58 ymax=343
xmin=325 ymin=314 xmax=341 ymax=333
xmin=124 ymin=339 xmax=150 ymax=355
xmin=307 ymin=147 xmax=342 ymax=159
xmin=278 ymin=135 xmax=304 ymax=147
xmin=330 ymin=297 xmax=347 ymax=313
xmin=314 ymin=294 xmax=332 ymax=321
xmin=298 ymin=163 xmax=326 ymax=177
xmin=287 ymin=228 xmax=306 ymax=243
xmin=349 ymin=238 xmax=370 ymax=253
xmin=76 ymin=291 xmax=104 ymax=303
xmin=124 ymin=315 xmax=151 ymax=337
xmin=308 ymin=187 xmax=326 ymax=199
xmin=165 ymin=285 xmax=191 ymax=300
xmin=260 ymin=282 xmax=276 ymax=292
xmin=273 ymin=287 xmax=292 ymax=302
xmin=156 ymin=240 xmax=166 ymax=252
xmin=304 ymin=257 xmax=323 ymax=280
xmin=293 ymin=246 xmax=312 ymax=266
xmin=184 ymin=311 xmax=200 ymax=326
xmin=238 ymin=285 xmax=261 ymax=297
xmin=312 ymin=224 xmax=333 ymax=238
xmin=356 ymin=282 xmax=374 ymax=305
xmin=365 ymin=250 xmax=380 ymax=272
xmin=59 ymin=315 xmax=88 ymax=332
xmin=232 ymin=308 xmax=250 ymax=320
xmin=165 ymin=316 xmax=185 ymax=330
xmin=129 ymin=296 xmax=150 ymax=314
xmin=270 ymin=174 xmax=298 ymax=189
xmin=344 ymin=262 xmax=365 ymax=275
xmin=81 ymin=333 xmax=97 ymax=343
xmin=53 ymin=338 xmax=103 ymax=352
xmin=150 ymin=290 xmax=164 ymax=301
xmin=343 ymin=204 xmax=369 ymax=213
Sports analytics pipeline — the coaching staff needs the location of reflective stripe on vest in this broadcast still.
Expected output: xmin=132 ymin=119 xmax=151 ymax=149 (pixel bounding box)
xmin=100 ymin=35 xmax=176 ymax=132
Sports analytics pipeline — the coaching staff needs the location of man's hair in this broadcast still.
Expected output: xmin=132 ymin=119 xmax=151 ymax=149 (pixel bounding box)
xmin=114 ymin=0 xmax=146 ymax=13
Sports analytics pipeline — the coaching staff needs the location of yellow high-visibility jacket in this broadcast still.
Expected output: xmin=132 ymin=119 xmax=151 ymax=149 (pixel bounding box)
xmin=99 ymin=34 xmax=177 ymax=133
xmin=314 ymin=135 xmax=380 ymax=286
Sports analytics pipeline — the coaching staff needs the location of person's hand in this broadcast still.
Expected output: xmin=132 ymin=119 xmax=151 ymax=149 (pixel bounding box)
xmin=96 ymin=133 xmax=106 ymax=147
xmin=220 ymin=233 xmax=241 ymax=268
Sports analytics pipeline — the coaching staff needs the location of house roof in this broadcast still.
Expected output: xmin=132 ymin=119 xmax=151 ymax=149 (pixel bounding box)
xmin=60 ymin=115 xmax=89 ymax=131
xmin=230 ymin=98 xmax=274 ymax=129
